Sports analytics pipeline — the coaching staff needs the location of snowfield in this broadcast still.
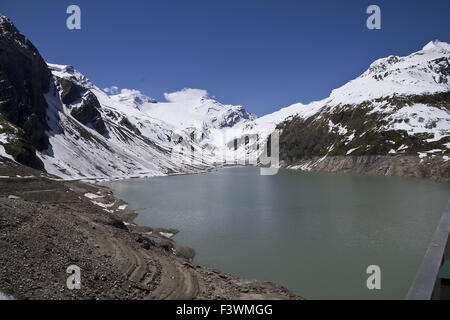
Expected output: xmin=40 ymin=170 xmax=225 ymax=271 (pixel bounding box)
xmin=380 ymin=104 xmax=450 ymax=143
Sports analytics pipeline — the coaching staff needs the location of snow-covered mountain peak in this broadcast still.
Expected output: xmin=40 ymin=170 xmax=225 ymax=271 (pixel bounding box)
xmin=140 ymin=88 xmax=256 ymax=130
xmin=108 ymin=88 xmax=156 ymax=110
xmin=0 ymin=13 xmax=39 ymax=53
xmin=422 ymin=39 xmax=450 ymax=52
xmin=0 ymin=13 xmax=16 ymax=32
xmin=48 ymin=63 xmax=96 ymax=90
xmin=0 ymin=13 xmax=11 ymax=25
xmin=326 ymin=41 xmax=450 ymax=105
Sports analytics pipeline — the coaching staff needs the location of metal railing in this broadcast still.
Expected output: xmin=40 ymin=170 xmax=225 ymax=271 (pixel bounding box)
xmin=406 ymin=199 xmax=450 ymax=300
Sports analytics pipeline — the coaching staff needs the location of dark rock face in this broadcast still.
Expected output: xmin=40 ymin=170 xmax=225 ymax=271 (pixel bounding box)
xmin=218 ymin=107 xmax=256 ymax=128
xmin=53 ymin=75 xmax=107 ymax=135
xmin=4 ymin=136 xmax=45 ymax=170
xmin=59 ymin=78 xmax=81 ymax=105
xmin=0 ymin=15 xmax=51 ymax=150
xmin=119 ymin=116 xmax=141 ymax=135
xmin=0 ymin=15 xmax=50 ymax=169
xmin=70 ymin=91 xmax=106 ymax=135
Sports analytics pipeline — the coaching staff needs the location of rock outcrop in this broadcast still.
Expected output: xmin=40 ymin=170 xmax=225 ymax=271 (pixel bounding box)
xmin=69 ymin=91 xmax=106 ymax=135
xmin=0 ymin=14 xmax=51 ymax=169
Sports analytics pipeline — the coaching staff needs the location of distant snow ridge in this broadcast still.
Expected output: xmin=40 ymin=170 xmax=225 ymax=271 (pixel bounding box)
xmin=326 ymin=39 xmax=450 ymax=105
xmin=48 ymin=64 xmax=96 ymax=90
xmin=140 ymin=88 xmax=256 ymax=129
xmin=244 ymin=40 xmax=450 ymax=127
xmin=108 ymin=88 xmax=157 ymax=110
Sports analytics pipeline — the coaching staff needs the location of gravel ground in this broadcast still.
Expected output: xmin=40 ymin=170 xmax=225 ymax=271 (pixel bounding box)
xmin=0 ymin=156 xmax=301 ymax=300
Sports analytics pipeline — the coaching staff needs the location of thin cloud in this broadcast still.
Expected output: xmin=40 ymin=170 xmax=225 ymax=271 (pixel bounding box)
xmin=103 ymin=86 xmax=119 ymax=95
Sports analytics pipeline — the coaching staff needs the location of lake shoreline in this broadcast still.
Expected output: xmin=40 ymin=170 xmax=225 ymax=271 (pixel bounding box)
xmin=282 ymin=155 xmax=449 ymax=183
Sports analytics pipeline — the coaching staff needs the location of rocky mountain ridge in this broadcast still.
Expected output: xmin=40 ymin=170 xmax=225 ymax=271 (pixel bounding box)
xmin=273 ymin=41 xmax=450 ymax=181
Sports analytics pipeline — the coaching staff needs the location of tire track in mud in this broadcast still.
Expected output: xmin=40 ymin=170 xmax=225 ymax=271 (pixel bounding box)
xmin=77 ymin=215 xmax=198 ymax=299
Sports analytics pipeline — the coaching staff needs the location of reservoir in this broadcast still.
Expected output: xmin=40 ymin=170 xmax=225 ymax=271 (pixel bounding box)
xmin=104 ymin=167 xmax=450 ymax=299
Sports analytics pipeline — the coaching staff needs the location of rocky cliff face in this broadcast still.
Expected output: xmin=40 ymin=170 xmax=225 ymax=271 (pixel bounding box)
xmin=55 ymin=75 xmax=106 ymax=135
xmin=0 ymin=14 xmax=52 ymax=170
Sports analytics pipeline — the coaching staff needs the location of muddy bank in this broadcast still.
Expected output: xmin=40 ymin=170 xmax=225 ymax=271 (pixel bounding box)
xmin=0 ymin=157 xmax=300 ymax=300
xmin=284 ymin=155 xmax=450 ymax=182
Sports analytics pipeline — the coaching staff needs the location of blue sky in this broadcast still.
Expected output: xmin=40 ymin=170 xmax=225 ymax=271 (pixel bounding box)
xmin=2 ymin=0 xmax=450 ymax=115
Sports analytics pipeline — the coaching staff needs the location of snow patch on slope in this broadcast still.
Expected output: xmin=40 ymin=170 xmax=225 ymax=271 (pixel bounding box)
xmin=0 ymin=133 xmax=15 ymax=161
xmin=380 ymin=104 xmax=450 ymax=142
